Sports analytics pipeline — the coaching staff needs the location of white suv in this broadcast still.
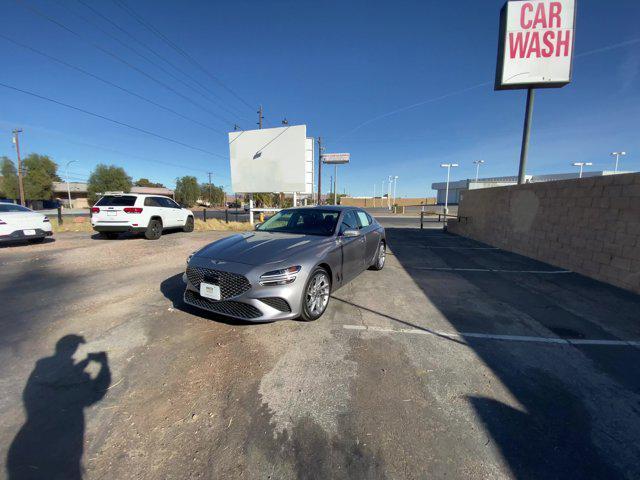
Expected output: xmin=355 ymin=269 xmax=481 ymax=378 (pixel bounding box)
xmin=91 ymin=193 xmax=194 ymax=240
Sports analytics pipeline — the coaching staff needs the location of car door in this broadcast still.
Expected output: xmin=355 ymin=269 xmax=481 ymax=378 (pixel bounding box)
xmin=166 ymin=198 xmax=187 ymax=226
xmin=338 ymin=210 xmax=367 ymax=283
xmin=144 ymin=197 xmax=166 ymax=226
xmin=157 ymin=197 xmax=180 ymax=227
xmin=356 ymin=210 xmax=380 ymax=266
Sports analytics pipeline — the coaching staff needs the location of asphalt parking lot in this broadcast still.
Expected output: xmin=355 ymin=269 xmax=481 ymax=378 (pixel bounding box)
xmin=1 ymin=220 xmax=640 ymax=479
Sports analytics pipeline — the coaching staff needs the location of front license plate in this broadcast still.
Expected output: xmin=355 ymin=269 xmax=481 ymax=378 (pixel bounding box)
xmin=200 ymin=282 xmax=221 ymax=300
xmin=23 ymin=229 xmax=36 ymax=236
xmin=107 ymin=211 xmax=117 ymax=216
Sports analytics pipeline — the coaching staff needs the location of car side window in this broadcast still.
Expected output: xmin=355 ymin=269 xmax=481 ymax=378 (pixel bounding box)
xmin=144 ymin=197 xmax=162 ymax=207
xmin=158 ymin=198 xmax=174 ymax=209
xmin=356 ymin=211 xmax=370 ymax=229
xmin=339 ymin=210 xmax=359 ymax=235
xmin=166 ymin=198 xmax=181 ymax=209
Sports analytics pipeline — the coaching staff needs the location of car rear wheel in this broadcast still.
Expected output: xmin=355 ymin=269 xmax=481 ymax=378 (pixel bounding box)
xmin=145 ymin=219 xmax=163 ymax=240
xmin=300 ymin=267 xmax=331 ymax=322
xmin=370 ymin=241 xmax=386 ymax=270
xmin=183 ymin=216 xmax=194 ymax=233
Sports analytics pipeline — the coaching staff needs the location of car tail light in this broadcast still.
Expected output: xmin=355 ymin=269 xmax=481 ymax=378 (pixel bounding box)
xmin=124 ymin=207 xmax=143 ymax=214
xmin=43 ymin=216 xmax=50 ymax=223
xmin=91 ymin=207 xmax=100 ymax=213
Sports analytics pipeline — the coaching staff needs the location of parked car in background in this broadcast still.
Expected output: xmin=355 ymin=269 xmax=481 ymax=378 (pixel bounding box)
xmin=91 ymin=193 xmax=194 ymax=240
xmin=0 ymin=202 xmax=53 ymax=244
xmin=183 ymin=206 xmax=386 ymax=322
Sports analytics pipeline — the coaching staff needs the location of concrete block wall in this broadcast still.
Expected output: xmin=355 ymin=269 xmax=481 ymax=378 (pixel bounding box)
xmin=448 ymin=173 xmax=640 ymax=294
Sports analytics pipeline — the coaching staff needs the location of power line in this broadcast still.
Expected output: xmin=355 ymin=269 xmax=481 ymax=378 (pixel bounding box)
xmin=72 ymin=0 xmax=251 ymax=124
xmin=0 ymin=33 xmax=226 ymax=135
xmin=113 ymin=0 xmax=256 ymax=112
xmin=17 ymin=0 xmax=237 ymax=128
xmin=0 ymin=81 xmax=226 ymax=158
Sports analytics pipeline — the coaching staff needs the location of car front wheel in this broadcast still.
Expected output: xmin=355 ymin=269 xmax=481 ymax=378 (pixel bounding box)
xmin=370 ymin=241 xmax=386 ymax=270
xmin=300 ymin=267 xmax=331 ymax=322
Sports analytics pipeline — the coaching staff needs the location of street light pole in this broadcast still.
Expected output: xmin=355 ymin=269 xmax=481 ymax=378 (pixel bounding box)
xmin=473 ymin=160 xmax=485 ymax=182
xmin=373 ymin=184 xmax=376 ymax=207
xmin=392 ymin=176 xmax=398 ymax=206
xmin=572 ymin=162 xmax=592 ymax=178
xmin=440 ymin=163 xmax=458 ymax=225
xmin=65 ymin=160 xmax=77 ymax=208
xmin=610 ymin=151 xmax=626 ymax=173
xmin=387 ymin=176 xmax=392 ymax=210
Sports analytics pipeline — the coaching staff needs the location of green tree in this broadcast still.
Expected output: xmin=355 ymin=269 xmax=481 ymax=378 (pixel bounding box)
xmin=22 ymin=154 xmax=60 ymax=200
xmin=0 ymin=156 xmax=19 ymax=199
xmin=135 ymin=178 xmax=164 ymax=188
xmin=175 ymin=176 xmax=200 ymax=207
xmin=87 ymin=164 xmax=132 ymax=204
xmin=200 ymin=184 xmax=225 ymax=206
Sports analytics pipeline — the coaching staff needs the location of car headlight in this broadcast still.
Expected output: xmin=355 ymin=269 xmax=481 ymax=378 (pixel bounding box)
xmin=259 ymin=266 xmax=301 ymax=286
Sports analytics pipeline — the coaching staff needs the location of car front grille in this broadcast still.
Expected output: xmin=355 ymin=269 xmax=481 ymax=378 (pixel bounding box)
xmin=258 ymin=297 xmax=291 ymax=312
xmin=186 ymin=266 xmax=251 ymax=299
xmin=184 ymin=290 xmax=262 ymax=319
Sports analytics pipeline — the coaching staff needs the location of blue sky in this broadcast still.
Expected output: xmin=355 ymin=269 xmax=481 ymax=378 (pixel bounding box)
xmin=1 ymin=0 xmax=638 ymax=198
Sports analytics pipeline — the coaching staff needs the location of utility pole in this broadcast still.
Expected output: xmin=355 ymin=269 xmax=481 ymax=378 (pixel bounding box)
xmin=65 ymin=160 xmax=77 ymax=208
xmin=257 ymin=105 xmax=263 ymax=129
xmin=334 ymin=164 xmax=338 ymax=205
xmin=12 ymin=129 xmax=25 ymax=206
xmin=207 ymin=172 xmax=213 ymax=206
xmin=317 ymin=137 xmax=323 ymax=205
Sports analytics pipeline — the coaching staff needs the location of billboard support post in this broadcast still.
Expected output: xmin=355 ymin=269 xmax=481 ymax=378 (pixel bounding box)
xmin=518 ymin=88 xmax=535 ymax=185
xmin=334 ymin=164 xmax=338 ymax=205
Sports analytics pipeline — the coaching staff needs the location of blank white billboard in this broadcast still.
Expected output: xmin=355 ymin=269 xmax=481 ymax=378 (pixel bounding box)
xmin=229 ymin=125 xmax=307 ymax=193
xmin=496 ymin=0 xmax=576 ymax=89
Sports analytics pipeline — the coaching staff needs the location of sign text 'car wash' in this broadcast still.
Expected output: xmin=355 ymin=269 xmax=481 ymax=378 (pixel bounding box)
xmin=495 ymin=0 xmax=576 ymax=89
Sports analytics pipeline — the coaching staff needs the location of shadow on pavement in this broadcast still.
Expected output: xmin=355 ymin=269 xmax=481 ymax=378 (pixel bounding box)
xmin=6 ymin=335 xmax=111 ymax=480
xmin=0 ymin=238 xmax=55 ymax=248
xmin=386 ymin=227 xmax=640 ymax=479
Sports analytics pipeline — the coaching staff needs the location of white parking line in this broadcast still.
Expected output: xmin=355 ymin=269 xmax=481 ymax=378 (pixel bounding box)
xmin=408 ymin=267 xmax=572 ymax=274
xmin=343 ymin=325 xmax=640 ymax=347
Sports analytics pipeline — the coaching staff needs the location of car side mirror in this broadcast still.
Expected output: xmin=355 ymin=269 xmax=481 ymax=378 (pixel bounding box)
xmin=342 ymin=229 xmax=359 ymax=237
xmin=254 ymin=223 xmax=262 ymax=230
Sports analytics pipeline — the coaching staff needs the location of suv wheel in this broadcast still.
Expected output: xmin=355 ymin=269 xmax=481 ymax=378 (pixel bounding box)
xmin=145 ymin=219 xmax=163 ymax=240
xmin=183 ymin=216 xmax=194 ymax=233
xmin=300 ymin=267 xmax=331 ymax=322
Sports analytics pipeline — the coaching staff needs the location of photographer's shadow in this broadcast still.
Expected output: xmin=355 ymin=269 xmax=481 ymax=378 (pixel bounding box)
xmin=6 ymin=335 xmax=111 ymax=480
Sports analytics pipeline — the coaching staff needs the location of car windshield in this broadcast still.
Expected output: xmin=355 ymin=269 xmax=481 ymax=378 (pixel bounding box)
xmin=95 ymin=195 xmax=137 ymax=207
xmin=257 ymin=209 xmax=339 ymax=236
xmin=0 ymin=204 xmax=32 ymax=213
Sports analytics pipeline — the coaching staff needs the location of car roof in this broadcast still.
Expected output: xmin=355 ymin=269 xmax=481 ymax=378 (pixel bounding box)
xmin=290 ymin=205 xmax=361 ymax=212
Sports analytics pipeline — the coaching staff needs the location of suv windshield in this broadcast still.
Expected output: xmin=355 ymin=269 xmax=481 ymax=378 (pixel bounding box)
xmin=0 ymin=204 xmax=32 ymax=213
xmin=257 ymin=209 xmax=339 ymax=236
xmin=95 ymin=195 xmax=137 ymax=207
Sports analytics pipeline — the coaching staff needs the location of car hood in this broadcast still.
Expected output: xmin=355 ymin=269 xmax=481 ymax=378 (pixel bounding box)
xmin=195 ymin=231 xmax=332 ymax=266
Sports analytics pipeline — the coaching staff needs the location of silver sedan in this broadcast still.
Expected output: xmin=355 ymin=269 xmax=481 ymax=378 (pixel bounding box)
xmin=183 ymin=206 xmax=386 ymax=322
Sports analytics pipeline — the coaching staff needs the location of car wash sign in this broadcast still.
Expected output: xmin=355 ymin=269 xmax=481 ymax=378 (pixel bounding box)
xmin=495 ymin=0 xmax=576 ymax=90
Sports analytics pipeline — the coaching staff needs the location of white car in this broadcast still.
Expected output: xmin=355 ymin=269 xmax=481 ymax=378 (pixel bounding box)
xmin=0 ymin=202 xmax=53 ymax=244
xmin=91 ymin=193 xmax=194 ymax=240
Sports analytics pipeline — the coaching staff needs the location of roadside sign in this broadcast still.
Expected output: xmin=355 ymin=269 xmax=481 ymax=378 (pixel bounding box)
xmin=495 ymin=0 xmax=576 ymax=90
xmin=321 ymin=153 xmax=350 ymax=164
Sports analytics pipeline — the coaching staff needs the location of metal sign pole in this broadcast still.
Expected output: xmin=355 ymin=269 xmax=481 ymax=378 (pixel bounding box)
xmin=518 ymin=88 xmax=535 ymax=185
